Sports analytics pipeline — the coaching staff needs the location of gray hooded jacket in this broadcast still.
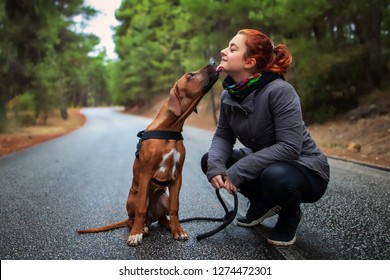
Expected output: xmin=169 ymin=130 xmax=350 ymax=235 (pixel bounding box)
xmin=207 ymin=78 xmax=330 ymax=187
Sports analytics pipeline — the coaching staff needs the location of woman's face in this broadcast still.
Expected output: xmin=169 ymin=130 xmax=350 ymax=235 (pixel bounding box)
xmin=219 ymin=34 xmax=255 ymax=81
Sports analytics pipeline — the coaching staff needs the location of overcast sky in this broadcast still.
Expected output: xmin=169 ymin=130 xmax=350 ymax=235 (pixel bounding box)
xmin=83 ymin=0 xmax=122 ymax=60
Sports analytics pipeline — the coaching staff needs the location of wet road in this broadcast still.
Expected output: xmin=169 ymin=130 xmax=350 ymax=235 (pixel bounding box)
xmin=0 ymin=107 xmax=389 ymax=260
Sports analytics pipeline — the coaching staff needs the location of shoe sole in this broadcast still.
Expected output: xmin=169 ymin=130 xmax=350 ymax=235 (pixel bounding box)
xmin=267 ymin=234 xmax=297 ymax=246
xmin=267 ymin=213 xmax=303 ymax=246
xmin=236 ymin=207 xmax=280 ymax=227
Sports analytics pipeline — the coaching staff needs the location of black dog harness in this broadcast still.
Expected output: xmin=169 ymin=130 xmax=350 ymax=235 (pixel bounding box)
xmin=135 ymin=130 xmax=184 ymax=159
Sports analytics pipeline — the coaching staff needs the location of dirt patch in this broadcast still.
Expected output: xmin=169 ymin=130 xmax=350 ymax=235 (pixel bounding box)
xmin=308 ymin=114 xmax=390 ymax=168
xmin=0 ymin=108 xmax=86 ymax=157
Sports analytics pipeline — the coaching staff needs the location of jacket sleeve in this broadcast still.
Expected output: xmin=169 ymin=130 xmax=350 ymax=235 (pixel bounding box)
xmin=226 ymin=84 xmax=303 ymax=186
xmin=206 ymin=92 xmax=236 ymax=182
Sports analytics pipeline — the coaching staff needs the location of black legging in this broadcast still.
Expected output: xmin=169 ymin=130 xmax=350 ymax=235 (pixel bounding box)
xmin=201 ymin=153 xmax=327 ymax=215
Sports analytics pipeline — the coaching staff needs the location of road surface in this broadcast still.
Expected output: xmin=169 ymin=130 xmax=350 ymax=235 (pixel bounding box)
xmin=0 ymin=107 xmax=389 ymax=260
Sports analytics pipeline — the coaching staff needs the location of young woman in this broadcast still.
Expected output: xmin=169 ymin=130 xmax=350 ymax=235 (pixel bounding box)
xmin=201 ymin=29 xmax=330 ymax=246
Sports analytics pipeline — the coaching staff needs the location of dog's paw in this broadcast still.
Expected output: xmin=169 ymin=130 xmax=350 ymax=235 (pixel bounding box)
xmin=127 ymin=233 xmax=143 ymax=246
xmin=173 ymin=229 xmax=189 ymax=241
xmin=143 ymin=226 xmax=150 ymax=237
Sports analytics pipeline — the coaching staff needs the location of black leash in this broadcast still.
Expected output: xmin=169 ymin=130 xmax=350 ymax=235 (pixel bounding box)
xmin=180 ymin=189 xmax=238 ymax=241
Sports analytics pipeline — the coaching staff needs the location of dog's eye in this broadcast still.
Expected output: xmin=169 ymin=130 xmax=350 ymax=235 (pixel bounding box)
xmin=187 ymin=73 xmax=195 ymax=80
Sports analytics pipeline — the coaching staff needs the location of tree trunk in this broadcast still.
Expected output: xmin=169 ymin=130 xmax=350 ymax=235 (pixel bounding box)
xmin=0 ymin=102 xmax=6 ymax=133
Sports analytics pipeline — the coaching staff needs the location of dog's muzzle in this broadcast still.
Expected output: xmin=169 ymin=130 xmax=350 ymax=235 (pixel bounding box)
xmin=202 ymin=64 xmax=220 ymax=93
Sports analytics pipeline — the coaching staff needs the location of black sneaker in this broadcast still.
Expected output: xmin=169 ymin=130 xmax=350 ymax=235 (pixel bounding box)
xmin=267 ymin=209 xmax=303 ymax=246
xmin=237 ymin=203 xmax=281 ymax=227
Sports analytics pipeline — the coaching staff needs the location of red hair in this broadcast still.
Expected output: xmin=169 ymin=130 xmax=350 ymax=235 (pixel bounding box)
xmin=238 ymin=29 xmax=292 ymax=74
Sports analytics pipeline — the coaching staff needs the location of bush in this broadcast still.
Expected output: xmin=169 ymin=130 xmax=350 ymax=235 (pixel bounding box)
xmin=19 ymin=113 xmax=36 ymax=126
xmin=6 ymin=93 xmax=37 ymax=127
xmin=8 ymin=93 xmax=36 ymax=116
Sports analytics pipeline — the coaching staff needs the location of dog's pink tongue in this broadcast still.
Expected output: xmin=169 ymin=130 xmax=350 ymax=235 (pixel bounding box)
xmin=216 ymin=66 xmax=225 ymax=72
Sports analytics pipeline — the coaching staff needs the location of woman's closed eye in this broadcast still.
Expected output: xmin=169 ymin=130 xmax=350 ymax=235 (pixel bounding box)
xmin=230 ymin=46 xmax=237 ymax=53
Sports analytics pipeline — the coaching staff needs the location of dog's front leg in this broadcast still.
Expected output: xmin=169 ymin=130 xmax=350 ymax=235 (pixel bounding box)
xmin=127 ymin=172 xmax=150 ymax=246
xmin=169 ymin=174 xmax=188 ymax=241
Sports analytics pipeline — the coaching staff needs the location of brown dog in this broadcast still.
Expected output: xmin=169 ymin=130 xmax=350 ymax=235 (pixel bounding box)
xmin=78 ymin=64 xmax=219 ymax=246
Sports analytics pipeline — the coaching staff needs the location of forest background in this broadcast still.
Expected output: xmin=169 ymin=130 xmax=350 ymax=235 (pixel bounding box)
xmin=0 ymin=0 xmax=389 ymax=130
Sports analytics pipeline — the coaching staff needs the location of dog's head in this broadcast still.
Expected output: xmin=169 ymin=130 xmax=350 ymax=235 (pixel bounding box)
xmin=168 ymin=64 xmax=219 ymax=116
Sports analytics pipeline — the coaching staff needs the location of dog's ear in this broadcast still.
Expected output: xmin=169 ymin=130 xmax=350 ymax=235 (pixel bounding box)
xmin=168 ymin=87 xmax=181 ymax=116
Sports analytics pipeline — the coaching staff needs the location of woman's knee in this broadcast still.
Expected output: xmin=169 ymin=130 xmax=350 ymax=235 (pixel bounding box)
xmin=261 ymin=163 xmax=289 ymax=196
xmin=260 ymin=162 xmax=306 ymax=206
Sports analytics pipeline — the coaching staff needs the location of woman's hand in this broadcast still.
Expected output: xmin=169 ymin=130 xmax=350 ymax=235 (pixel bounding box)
xmin=210 ymin=175 xmax=240 ymax=195
xmin=210 ymin=175 xmax=226 ymax=190
xmin=223 ymin=176 xmax=240 ymax=194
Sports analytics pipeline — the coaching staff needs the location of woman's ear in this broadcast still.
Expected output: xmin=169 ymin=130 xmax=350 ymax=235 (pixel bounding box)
xmin=244 ymin=57 xmax=257 ymax=70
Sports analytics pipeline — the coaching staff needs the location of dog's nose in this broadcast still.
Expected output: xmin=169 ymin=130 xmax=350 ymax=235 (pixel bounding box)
xmin=208 ymin=63 xmax=217 ymax=72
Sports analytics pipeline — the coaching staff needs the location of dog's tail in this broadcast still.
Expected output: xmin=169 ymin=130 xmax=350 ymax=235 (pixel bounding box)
xmin=78 ymin=219 xmax=130 ymax=234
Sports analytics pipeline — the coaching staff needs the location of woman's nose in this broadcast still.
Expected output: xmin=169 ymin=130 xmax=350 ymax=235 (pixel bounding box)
xmin=220 ymin=47 xmax=228 ymax=57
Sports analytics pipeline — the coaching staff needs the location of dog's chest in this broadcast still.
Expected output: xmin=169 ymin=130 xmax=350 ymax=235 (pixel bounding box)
xmin=158 ymin=147 xmax=181 ymax=175
xmin=151 ymin=146 xmax=182 ymax=183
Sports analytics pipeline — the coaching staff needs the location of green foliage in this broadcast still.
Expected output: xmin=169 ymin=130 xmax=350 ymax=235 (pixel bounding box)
xmin=112 ymin=0 xmax=262 ymax=107
xmin=0 ymin=0 xmax=110 ymax=130
xmin=7 ymin=92 xmax=36 ymax=125
xmin=86 ymin=52 xmax=111 ymax=106
xmin=8 ymin=92 xmax=36 ymax=113
xmin=113 ymin=0 xmax=185 ymax=107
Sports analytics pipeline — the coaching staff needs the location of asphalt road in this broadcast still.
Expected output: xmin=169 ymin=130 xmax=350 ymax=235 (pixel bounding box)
xmin=0 ymin=107 xmax=389 ymax=260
